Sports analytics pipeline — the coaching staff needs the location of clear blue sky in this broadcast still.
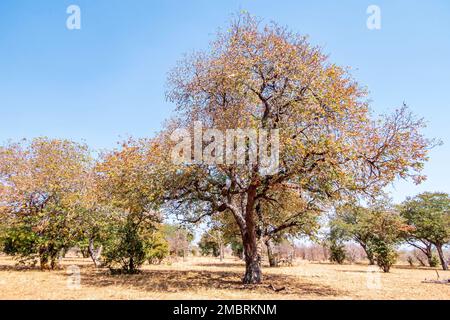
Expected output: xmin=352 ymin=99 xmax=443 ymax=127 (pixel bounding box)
xmin=1 ymin=0 xmax=449 ymax=203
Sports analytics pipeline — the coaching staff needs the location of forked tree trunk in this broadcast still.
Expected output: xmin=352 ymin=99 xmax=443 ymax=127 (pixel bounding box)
xmin=435 ymin=243 xmax=448 ymax=271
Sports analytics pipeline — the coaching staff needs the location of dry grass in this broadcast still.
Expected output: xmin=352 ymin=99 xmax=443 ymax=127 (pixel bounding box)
xmin=0 ymin=254 xmax=448 ymax=300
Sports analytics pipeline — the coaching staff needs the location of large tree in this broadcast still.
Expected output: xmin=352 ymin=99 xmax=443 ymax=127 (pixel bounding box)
xmin=160 ymin=13 xmax=433 ymax=283
xmin=400 ymin=192 xmax=450 ymax=270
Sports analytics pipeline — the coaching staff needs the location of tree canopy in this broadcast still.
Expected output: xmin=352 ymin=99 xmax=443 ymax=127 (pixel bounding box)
xmin=400 ymin=192 xmax=450 ymax=270
xmin=157 ymin=13 xmax=433 ymax=283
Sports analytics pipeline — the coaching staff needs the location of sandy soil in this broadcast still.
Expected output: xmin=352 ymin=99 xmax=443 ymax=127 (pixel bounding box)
xmin=0 ymin=254 xmax=448 ymax=300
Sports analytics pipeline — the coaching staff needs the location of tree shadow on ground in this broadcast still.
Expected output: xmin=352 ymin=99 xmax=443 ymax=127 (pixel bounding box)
xmin=195 ymin=262 xmax=245 ymax=268
xmin=392 ymin=265 xmax=444 ymax=271
xmin=0 ymin=257 xmax=95 ymax=272
xmin=338 ymin=269 xmax=379 ymax=274
xmin=0 ymin=264 xmax=41 ymax=272
xmin=81 ymin=269 xmax=343 ymax=298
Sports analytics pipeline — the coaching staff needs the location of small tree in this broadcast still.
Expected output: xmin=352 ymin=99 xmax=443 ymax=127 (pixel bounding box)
xmin=329 ymin=241 xmax=346 ymax=264
xmin=400 ymin=192 xmax=450 ymax=270
xmin=332 ymin=204 xmax=377 ymax=265
xmin=147 ymin=230 xmax=169 ymax=264
xmin=94 ymin=139 xmax=164 ymax=273
xmin=369 ymin=209 xmax=405 ymax=272
xmin=371 ymin=238 xmax=398 ymax=273
xmin=198 ymin=232 xmax=221 ymax=257
xmin=326 ymin=225 xmax=347 ymax=264
xmin=164 ymin=224 xmax=194 ymax=259
xmin=331 ymin=201 xmax=405 ymax=272
xmin=102 ymin=213 xmax=163 ymax=273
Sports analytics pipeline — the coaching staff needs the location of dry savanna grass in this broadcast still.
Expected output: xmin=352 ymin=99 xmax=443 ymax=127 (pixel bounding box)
xmin=0 ymin=254 xmax=448 ymax=300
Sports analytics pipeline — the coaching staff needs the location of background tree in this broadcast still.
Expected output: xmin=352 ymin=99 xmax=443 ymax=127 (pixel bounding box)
xmin=332 ymin=204 xmax=377 ymax=265
xmin=94 ymin=139 xmax=164 ymax=273
xmin=198 ymin=231 xmax=221 ymax=257
xmin=71 ymin=171 xmax=112 ymax=268
xmin=161 ymin=13 xmax=433 ymax=283
xmin=0 ymin=138 xmax=91 ymax=269
xmin=400 ymin=192 xmax=450 ymax=270
xmin=368 ymin=209 xmax=406 ymax=272
xmin=326 ymin=222 xmax=347 ymax=264
xmin=146 ymin=229 xmax=170 ymax=264
xmin=163 ymin=224 xmax=194 ymax=259
xmin=258 ymin=188 xmax=320 ymax=267
xmin=331 ymin=201 xmax=406 ymax=272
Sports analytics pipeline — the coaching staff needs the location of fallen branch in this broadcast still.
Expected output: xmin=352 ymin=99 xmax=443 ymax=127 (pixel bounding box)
xmin=422 ymin=270 xmax=450 ymax=284
xmin=421 ymin=279 xmax=450 ymax=284
xmin=268 ymin=284 xmax=286 ymax=292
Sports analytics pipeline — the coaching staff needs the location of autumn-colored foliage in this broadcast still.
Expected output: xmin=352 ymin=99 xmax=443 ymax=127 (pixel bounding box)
xmin=160 ymin=13 xmax=433 ymax=283
xmin=0 ymin=13 xmax=444 ymax=284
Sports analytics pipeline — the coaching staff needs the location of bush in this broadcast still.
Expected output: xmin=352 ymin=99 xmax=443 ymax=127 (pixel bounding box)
xmin=372 ymin=239 xmax=397 ymax=272
xmin=103 ymin=219 xmax=149 ymax=274
xmin=329 ymin=241 xmax=346 ymax=264
xmin=1 ymin=224 xmax=68 ymax=269
xmin=147 ymin=231 xmax=169 ymax=264
xmin=198 ymin=233 xmax=220 ymax=257
xmin=429 ymin=255 xmax=439 ymax=268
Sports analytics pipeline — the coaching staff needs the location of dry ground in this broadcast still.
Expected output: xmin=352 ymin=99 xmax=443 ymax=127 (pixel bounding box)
xmin=0 ymin=254 xmax=448 ymax=300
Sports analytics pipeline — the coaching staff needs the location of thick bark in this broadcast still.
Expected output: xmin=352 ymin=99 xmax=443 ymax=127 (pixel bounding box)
xmin=243 ymin=242 xmax=262 ymax=284
xmin=265 ymin=239 xmax=278 ymax=267
xmin=242 ymin=225 xmax=262 ymax=283
xmin=435 ymin=243 xmax=448 ymax=271
xmin=242 ymin=186 xmax=263 ymax=284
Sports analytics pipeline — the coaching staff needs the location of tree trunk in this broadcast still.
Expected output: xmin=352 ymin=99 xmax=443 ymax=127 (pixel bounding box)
xmin=435 ymin=243 xmax=448 ymax=271
xmin=219 ymin=242 xmax=224 ymax=261
xmin=39 ymin=245 xmax=58 ymax=270
xmin=129 ymin=257 xmax=135 ymax=273
xmin=265 ymin=239 xmax=278 ymax=267
xmin=88 ymin=238 xmax=102 ymax=268
xmin=242 ymin=186 xmax=262 ymax=284
xmin=50 ymin=250 xmax=59 ymax=270
xmin=425 ymin=246 xmax=437 ymax=267
xmin=415 ymin=254 xmax=426 ymax=266
xmin=243 ymin=243 xmax=262 ymax=284
xmin=39 ymin=251 xmax=50 ymax=270
xmin=361 ymin=243 xmax=375 ymax=265
xmin=80 ymin=247 xmax=90 ymax=258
